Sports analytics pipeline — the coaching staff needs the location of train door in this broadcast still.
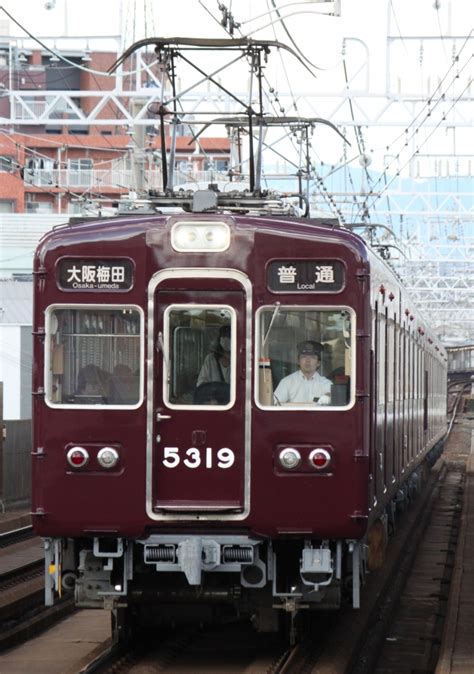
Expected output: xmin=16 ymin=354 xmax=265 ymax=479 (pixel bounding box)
xmin=146 ymin=271 xmax=251 ymax=521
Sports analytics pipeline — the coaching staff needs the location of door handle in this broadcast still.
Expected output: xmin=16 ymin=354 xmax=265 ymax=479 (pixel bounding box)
xmin=156 ymin=412 xmax=172 ymax=421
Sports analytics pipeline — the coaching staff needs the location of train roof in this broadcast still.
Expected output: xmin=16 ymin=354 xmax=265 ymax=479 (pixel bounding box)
xmin=36 ymin=211 xmax=362 ymax=248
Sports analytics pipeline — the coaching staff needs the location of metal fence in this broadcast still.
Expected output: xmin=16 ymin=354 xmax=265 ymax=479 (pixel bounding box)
xmin=1 ymin=419 xmax=31 ymax=510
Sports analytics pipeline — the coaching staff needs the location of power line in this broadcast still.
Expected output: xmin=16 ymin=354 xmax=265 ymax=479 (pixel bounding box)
xmin=355 ymin=77 xmax=473 ymax=222
xmin=0 ymin=5 xmax=158 ymax=78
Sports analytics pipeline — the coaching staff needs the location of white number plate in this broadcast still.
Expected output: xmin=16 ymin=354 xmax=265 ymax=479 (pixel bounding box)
xmin=162 ymin=446 xmax=235 ymax=469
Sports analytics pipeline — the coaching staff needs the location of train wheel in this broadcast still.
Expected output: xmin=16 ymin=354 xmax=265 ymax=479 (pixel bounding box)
xmin=367 ymin=519 xmax=388 ymax=570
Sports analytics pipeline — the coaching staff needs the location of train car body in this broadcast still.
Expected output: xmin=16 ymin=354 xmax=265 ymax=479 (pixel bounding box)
xmin=32 ymin=209 xmax=447 ymax=634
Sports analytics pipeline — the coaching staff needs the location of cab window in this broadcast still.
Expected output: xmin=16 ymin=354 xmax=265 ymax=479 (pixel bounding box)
xmin=46 ymin=306 xmax=142 ymax=407
xmin=256 ymin=306 xmax=354 ymax=409
xmin=164 ymin=306 xmax=235 ymax=408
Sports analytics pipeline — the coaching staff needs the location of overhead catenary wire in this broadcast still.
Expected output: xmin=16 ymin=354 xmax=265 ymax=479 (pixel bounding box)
xmin=346 ymin=46 xmax=473 ymax=226
xmin=0 ymin=5 xmax=159 ymax=78
xmin=267 ymin=0 xmax=323 ymax=71
xmin=203 ymin=1 xmax=348 ymax=222
xmin=373 ymin=30 xmax=473 ymax=170
xmin=310 ymin=27 xmax=472 ymax=221
xmin=353 ymin=76 xmax=473 ymax=223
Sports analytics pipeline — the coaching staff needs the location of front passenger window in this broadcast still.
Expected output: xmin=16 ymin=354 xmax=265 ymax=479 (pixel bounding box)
xmin=165 ymin=306 xmax=235 ymax=408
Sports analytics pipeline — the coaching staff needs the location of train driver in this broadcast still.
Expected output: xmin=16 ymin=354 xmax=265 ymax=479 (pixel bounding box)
xmin=196 ymin=324 xmax=231 ymax=387
xmin=273 ymin=340 xmax=332 ymax=405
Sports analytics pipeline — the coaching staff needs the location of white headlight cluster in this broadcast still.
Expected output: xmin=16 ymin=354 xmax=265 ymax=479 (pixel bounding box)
xmin=171 ymin=222 xmax=230 ymax=252
xmin=97 ymin=447 xmax=119 ymax=469
xmin=278 ymin=448 xmax=302 ymax=470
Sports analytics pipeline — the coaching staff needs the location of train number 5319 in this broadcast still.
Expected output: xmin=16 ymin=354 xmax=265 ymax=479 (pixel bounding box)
xmin=162 ymin=447 xmax=235 ymax=469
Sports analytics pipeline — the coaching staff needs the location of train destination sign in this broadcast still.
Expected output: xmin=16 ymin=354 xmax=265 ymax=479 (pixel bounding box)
xmin=57 ymin=258 xmax=134 ymax=291
xmin=268 ymin=260 xmax=344 ymax=292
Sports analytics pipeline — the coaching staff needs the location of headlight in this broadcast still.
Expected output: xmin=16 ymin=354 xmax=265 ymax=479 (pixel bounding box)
xmin=97 ymin=447 xmax=119 ymax=469
xmin=171 ymin=221 xmax=230 ymax=252
xmin=278 ymin=448 xmax=302 ymax=470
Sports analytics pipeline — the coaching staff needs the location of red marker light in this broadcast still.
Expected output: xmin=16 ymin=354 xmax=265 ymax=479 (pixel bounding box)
xmin=66 ymin=446 xmax=89 ymax=469
xmin=308 ymin=448 xmax=331 ymax=470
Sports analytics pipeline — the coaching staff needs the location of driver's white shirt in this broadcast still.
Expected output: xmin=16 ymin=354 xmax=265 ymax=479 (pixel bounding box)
xmin=273 ymin=370 xmax=332 ymax=404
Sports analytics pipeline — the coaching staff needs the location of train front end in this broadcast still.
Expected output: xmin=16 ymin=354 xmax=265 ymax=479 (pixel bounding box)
xmin=32 ymin=211 xmax=371 ymax=633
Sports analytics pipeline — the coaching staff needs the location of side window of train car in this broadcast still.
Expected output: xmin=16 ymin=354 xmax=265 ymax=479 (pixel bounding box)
xmin=256 ymin=306 xmax=355 ymax=409
xmin=164 ymin=306 xmax=236 ymax=409
xmin=45 ymin=305 xmax=143 ymax=408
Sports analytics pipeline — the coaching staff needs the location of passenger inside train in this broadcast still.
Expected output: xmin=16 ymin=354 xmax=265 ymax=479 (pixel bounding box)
xmin=46 ymin=307 xmax=141 ymax=406
xmin=76 ymin=363 xmax=110 ymax=402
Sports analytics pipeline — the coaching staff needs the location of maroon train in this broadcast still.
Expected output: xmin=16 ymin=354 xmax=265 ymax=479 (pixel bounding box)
xmin=32 ymin=206 xmax=447 ymax=638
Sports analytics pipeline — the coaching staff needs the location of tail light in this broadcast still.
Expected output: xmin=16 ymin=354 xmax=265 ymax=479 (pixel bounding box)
xmin=97 ymin=447 xmax=120 ymax=469
xmin=278 ymin=447 xmax=302 ymax=470
xmin=66 ymin=446 xmax=89 ymax=468
xmin=308 ymin=448 xmax=331 ymax=470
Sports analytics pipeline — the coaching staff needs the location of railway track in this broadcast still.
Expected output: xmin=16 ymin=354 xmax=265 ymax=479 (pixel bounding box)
xmin=0 ymin=529 xmax=74 ymax=651
xmin=80 ymin=622 xmax=296 ymax=673
xmin=0 ymin=524 xmax=34 ymax=548
xmin=353 ymin=409 xmax=472 ymax=674
xmin=352 ymin=463 xmax=464 ymax=673
xmin=0 ymin=533 xmax=44 ymax=594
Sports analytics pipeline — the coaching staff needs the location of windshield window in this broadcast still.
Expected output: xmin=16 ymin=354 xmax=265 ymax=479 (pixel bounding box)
xmin=164 ymin=306 xmax=235 ymax=408
xmin=46 ymin=306 xmax=142 ymax=407
xmin=256 ymin=306 xmax=354 ymax=409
